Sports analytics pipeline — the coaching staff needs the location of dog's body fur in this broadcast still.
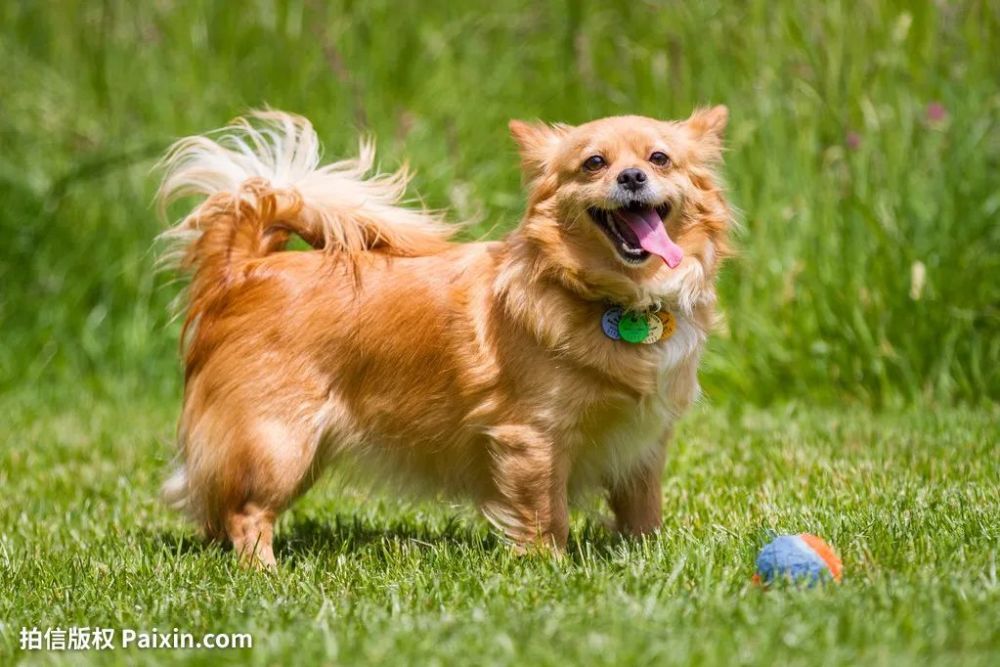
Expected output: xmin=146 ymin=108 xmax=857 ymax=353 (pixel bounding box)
xmin=159 ymin=109 xmax=731 ymax=567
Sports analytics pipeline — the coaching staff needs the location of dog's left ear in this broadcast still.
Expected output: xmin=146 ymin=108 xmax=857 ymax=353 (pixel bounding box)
xmin=685 ymin=105 xmax=728 ymax=162
xmin=509 ymin=120 xmax=571 ymax=180
xmin=687 ymin=105 xmax=728 ymax=140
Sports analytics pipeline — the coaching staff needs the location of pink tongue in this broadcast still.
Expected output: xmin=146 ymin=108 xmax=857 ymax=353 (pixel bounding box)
xmin=615 ymin=207 xmax=684 ymax=268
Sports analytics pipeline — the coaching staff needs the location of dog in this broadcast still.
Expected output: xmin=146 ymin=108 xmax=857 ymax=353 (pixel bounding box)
xmin=158 ymin=106 xmax=732 ymax=567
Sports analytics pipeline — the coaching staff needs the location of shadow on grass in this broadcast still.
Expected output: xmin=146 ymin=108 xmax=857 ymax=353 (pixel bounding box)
xmin=149 ymin=514 xmax=629 ymax=567
xmin=273 ymin=514 xmax=628 ymax=565
xmin=150 ymin=532 xmax=217 ymax=557
xmin=274 ymin=514 xmax=500 ymax=563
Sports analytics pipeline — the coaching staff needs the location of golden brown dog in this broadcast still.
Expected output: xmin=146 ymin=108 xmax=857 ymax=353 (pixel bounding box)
xmin=158 ymin=107 xmax=731 ymax=567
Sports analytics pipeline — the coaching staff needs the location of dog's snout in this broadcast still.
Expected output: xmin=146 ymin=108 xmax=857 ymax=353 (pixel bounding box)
xmin=616 ymin=168 xmax=647 ymax=192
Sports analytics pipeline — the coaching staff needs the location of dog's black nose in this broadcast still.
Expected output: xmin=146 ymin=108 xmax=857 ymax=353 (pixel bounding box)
xmin=617 ymin=168 xmax=647 ymax=191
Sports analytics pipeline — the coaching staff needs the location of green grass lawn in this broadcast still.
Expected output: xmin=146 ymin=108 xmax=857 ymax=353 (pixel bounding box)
xmin=2 ymin=389 xmax=997 ymax=665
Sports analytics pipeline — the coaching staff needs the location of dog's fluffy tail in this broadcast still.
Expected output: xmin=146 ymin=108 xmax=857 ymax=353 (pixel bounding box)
xmin=156 ymin=111 xmax=454 ymax=524
xmin=156 ymin=110 xmax=454 ymax=324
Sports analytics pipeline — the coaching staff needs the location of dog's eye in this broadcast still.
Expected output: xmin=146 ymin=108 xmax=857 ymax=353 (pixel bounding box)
xmin=582 ymin=155 xmax=607 ymax=172
xmin=649 ymin=151 xmax=670 ymax=167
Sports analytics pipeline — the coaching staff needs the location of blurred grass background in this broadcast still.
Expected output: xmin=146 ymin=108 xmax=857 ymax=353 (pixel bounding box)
xmin=1 ymin=0 xmax=998 ymax=406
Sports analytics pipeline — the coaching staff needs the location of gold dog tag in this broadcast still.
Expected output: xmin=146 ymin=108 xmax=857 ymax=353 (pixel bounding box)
xmin=657 ymin=311 xmax=677 ymax=341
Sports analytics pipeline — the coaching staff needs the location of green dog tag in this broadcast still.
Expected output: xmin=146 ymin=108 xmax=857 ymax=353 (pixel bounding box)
xmin=617 ymin=312 xmax=649 ymax=343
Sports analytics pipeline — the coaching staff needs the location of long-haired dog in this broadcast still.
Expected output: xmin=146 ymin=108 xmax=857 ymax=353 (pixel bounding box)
xmin=158 ymin=106 xmax=731 ymax=567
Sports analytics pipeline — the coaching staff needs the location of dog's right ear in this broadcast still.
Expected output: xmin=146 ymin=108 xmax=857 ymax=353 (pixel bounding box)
xmin=509 ymin=120 xmax=571 ymax=181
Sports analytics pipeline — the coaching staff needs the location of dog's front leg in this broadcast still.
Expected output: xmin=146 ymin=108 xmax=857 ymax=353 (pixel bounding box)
xmin=480 ymin=425 xmax=569 ymax=553
xmin=607 ymin=443 xmax=667 ymax=536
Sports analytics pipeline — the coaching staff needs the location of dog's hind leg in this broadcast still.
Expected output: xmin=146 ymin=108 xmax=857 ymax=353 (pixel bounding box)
xmin=226 ymin=502 xmax=278 ymax=569
xmin=180 ymin=409 xmax=325 ymax=569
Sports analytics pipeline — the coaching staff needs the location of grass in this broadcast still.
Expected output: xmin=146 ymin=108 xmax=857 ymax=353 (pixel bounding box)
xmin=1 ymin=0 xmax=998 ymax=403
xmin=2 ymin=1 xmax=999 ymax=665
xmin=1 ymin=388 xmax=997 ymax=665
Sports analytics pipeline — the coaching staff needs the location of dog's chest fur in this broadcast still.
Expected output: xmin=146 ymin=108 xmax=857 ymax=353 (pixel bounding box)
xmin=563 ymin=312 xmax=706 ymax=496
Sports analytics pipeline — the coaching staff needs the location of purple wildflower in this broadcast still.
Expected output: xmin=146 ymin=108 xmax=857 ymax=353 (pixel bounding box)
xmin=926 ymin=101 xmax=947 ymax=124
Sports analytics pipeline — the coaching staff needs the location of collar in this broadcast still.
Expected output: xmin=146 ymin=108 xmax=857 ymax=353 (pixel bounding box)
xmin=601 ymin=305 xmax=676 ymax=344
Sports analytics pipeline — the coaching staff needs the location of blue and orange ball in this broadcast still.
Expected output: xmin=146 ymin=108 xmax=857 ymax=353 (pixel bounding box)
xmin=753 ymin=533 xmax=843 ymax=586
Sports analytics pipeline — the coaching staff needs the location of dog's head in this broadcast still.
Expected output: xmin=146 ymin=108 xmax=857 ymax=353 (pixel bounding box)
xmin=509 ymin=107 xmax=731 ymax=309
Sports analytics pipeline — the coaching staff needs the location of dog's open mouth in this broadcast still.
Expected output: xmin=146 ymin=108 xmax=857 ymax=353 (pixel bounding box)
xmin=588 ymin=202 xmax=684 ymax=268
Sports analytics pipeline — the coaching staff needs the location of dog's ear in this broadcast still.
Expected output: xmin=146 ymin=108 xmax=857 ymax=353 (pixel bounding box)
xmin=509 ymin=120 xmax=571 ymax=180
xmin=685 ymin=105 xmax=728 ymax=161
xmin=687 ymin=105 xmax=728 ymax=140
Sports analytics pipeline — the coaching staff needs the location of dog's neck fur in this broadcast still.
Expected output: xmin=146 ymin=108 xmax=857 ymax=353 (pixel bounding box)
xmin=494 ymin=232 xmax=668 ymax=398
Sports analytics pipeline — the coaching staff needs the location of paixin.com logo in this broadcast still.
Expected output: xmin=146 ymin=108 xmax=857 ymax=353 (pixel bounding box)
xmin=19 ymin=626 xmax=252 ymax=651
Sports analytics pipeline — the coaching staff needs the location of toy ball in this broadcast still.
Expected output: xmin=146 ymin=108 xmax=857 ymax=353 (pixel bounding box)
xmin=753 ymin=533 xmax=842 ymax=586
